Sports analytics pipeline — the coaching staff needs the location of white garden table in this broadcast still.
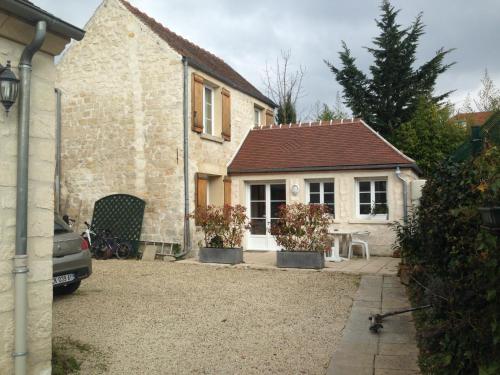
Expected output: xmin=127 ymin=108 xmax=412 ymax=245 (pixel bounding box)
xmin=325 ymin=230 xmax=353 ymax=262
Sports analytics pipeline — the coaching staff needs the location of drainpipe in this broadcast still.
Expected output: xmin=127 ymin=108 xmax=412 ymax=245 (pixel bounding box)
xmin=54 ymin=88 xmax=61 ymax=214
xmin=395 ymin=166 xmax=408 ymax=224
xmin=13 ymin=20 xmax=46 ymax=375
xmin=179 ymin=56 xmax=191 ymax=258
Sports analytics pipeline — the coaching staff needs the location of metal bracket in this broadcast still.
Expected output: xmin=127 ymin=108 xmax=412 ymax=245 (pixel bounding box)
xmin=12 ymin=267 xmax=29 ymax=274
xmin=12 ymin=351 xmax=28 ymax=357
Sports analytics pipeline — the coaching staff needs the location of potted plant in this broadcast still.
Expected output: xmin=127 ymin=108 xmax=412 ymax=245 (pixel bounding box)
xmin=271 ymin=203 xmax=332 ymax=269
xmin=191 ymin=204 xmax=249 ymax=264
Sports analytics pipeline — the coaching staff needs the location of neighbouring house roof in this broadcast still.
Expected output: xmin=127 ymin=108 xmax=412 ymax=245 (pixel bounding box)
xmin=228 ymin=119 xmax=418 ymax=175
xmin=119 ymin=0 xmax=275 ymax=108
xmin=451 ymin=111 xmax=494 ymax=126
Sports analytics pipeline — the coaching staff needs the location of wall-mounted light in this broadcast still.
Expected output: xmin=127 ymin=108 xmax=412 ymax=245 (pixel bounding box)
xmin=0 ymin=61 xmax=20 ymax=113
xmin=291 ymin=184 xmax=300 ymax=196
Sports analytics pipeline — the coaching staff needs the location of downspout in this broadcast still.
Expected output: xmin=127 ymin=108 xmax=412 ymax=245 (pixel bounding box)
xmin=13 ymin=20 xmax=46 ymax=375
xmin=179 ymin=56 xmax=191 ymax=258
xmin=54 ymin=88 xmax=61 ymax=214
xmin=395 ymin=166 xmax=408 ymax=223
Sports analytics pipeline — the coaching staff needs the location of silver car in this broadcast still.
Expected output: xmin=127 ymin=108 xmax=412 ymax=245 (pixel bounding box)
xmin=53 ymin=216 xmax=92 ymax=295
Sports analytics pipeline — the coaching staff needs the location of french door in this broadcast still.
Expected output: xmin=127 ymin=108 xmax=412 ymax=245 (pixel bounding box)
xmin=247 ymin=183 xmax=286 ymax=251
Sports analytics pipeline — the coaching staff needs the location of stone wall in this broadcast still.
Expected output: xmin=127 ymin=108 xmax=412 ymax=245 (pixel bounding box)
xmin=57 ymin=0 xmax=185 ymax=243
xmin=231 ymin=168 xmax=419 ymax=256
xmin=57 ymin=0 xmax=272 ymax=251
xmin=0 ymin=17 xmax=66 ymax=374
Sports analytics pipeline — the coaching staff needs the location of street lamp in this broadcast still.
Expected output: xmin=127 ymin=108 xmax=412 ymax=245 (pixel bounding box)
xmin=0 ymin=61 xmax=20 ymax=113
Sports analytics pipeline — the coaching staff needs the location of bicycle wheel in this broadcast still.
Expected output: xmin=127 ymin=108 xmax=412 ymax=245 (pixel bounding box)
xmin=95 ymin=243 xmax=112 ymax=260
xmin=116 ymin=242 xmax=131 ymax=259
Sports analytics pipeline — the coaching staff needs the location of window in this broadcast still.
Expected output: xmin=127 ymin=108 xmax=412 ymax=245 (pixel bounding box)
xmin=203 ymin=85 xmax=214 ymax=135
xmin=254 ymin=107 xmax=261 ymax=126
xmin=307 ymin=181 xmax=335 ymax=216
xmin=356 ymin=179 xmax=388 ymax=219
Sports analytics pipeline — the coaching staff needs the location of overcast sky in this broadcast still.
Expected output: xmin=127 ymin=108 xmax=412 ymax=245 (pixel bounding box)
xmin=35 ymin=0 xmax=500 ymax=119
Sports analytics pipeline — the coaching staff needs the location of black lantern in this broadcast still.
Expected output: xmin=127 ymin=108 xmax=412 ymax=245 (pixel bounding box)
xmin=0 ymin=61 xmax=20 ymax=113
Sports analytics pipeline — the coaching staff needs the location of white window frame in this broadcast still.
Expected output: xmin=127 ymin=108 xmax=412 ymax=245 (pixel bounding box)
xmin=306 ymin=180 xmax=335 ymax=217
xmin=355 ymin=178 xmax=389 ymax=220
xmin=203 ymin=85 xmax=214 ymax=135
xmin=254 ymin=107 xmax=261 ymax=127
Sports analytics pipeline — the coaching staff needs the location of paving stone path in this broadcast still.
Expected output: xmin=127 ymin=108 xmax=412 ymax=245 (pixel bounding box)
xmin=327 ymin=275 xmax=421 ymax=375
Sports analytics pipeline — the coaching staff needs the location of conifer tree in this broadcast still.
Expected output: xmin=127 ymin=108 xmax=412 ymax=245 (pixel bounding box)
xmin=325 ymin=0 xmax=454 ymax=137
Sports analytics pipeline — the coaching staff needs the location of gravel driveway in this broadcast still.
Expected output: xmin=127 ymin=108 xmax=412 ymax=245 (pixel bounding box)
xmin=53 ymin=260 xmax=358 ymax=374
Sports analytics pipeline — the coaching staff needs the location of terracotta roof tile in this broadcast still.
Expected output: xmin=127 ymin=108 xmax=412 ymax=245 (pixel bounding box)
xmin=119 ymin=0 xmax=275 ymax=107
xmin=451 ymin=111 xmax=493 ymax=125
xmin=228 ymin=119 xmax=417 ymax=174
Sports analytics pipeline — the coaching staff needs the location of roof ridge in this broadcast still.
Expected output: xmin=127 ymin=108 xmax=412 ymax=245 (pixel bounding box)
xmin=254 ymin=118 xmax=363 ymax=130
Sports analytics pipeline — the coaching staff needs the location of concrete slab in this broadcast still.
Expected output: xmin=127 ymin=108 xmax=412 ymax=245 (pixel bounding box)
xmin=378 ymin=343 xmax=419 ymax=356
xmin=141 ymin=245 xmax=156 ymax=261
xmin=327 ymin=275 xmax=421 ymax=374
xmin=375 ymin=370 xmax=420 ymax=375
xmin=375 ymin=354 xmax=420 ymax=371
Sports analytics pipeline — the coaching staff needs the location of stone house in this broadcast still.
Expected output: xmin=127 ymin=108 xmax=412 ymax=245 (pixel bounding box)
xmin=0 ymin=1 xmax=83 ymax=374
xmin=56 ymin=0 xmax=275 ymax=253
xmin=57 ymin=0 xmax=423 ymax=257
xmin=228 ymin=119 xmax=423 ymax=255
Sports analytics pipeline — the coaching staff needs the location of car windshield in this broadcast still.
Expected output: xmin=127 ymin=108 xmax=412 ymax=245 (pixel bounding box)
xmin=54 ymin=216 xmax=71 ymax=234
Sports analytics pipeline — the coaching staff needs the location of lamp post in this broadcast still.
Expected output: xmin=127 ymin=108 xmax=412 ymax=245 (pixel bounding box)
xmin=0 ymin=61 xmax=20 ymax=113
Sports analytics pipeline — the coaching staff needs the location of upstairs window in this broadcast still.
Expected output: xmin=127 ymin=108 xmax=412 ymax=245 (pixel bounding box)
xmin=254 ymin=107 xmax=261 ymax=127
xmin=356 ymin=179 xmax=388 ymax=219
xmin=203 ymin=85 xmax=214 ymax=135
xmin=307 ymin=180 xmax=335 ymax=216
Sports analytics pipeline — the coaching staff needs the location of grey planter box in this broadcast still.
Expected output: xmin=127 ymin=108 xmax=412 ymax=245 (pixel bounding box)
xmin=276 ymin=251 xmax=325 ymax=269
xmin=199 ymin=247 xmax=243 ymax=265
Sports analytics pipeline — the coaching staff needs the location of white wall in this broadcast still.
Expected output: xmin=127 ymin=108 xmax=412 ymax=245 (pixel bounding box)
xmin=232 ymin=167 xmax=418 ymax=256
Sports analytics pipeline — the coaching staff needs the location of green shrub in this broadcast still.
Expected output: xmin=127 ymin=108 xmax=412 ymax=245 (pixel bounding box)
xmin=393 ymin=146 xmax=500 ymax=374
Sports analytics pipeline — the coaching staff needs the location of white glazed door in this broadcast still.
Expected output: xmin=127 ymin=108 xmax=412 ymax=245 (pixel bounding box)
xmin=247 ymin=183 xmax=286 ymax=251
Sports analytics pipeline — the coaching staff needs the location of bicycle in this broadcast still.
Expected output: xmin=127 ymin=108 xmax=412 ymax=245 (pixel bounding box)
xmin=92 ymin=228 xmax=132 ymax=260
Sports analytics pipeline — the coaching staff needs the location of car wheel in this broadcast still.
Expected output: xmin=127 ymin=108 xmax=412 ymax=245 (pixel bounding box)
xmin=54 ymin=280 xmax=81 ymax=295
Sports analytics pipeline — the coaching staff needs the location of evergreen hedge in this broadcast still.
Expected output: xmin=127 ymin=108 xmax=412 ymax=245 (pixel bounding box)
xmin=393 ymin=146 xmax=500 ymax=374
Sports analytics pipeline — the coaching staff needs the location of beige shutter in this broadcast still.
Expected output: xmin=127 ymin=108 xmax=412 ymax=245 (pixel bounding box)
xmin=223 ymin=177 xmax=232 ymax=206
xmin=221 ymin=88 xmax=231 ymax=141
xmin=195 ymin=173 xmax=208 ymax=210
xmin=191 ymin=73 xmax=204 ymax=133
xmin=265 ymin=109 xmax=274 ymax=126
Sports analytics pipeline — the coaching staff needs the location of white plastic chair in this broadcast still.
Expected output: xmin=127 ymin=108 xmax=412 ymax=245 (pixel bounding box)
xmin=348 ymin=231 xmax=370 ymax=260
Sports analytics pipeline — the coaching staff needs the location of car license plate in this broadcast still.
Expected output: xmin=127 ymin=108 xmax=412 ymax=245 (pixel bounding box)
xmin=53 ymin=273 xmax=75 ymax=286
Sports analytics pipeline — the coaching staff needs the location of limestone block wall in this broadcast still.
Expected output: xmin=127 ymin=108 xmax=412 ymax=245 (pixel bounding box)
xmin=57 ymin=0 xmax=273 ymax=250
xmin=187 ymin=67 xmax=271 ymax=251
xmin=0 ymin=34 xmax=59 ymax=375
xmin=231 ymin=168 xmax=418 ymax=256
xmin=57 ymin=0 xmax=185 ymax=243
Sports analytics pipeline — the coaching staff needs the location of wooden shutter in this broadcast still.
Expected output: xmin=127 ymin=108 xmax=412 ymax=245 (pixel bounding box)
xmin=191 ymin=73 xmax=204 ymax=133
xmin=221 ymin=88 xmax=231 ymax=141
xmin=265 ymin=109 xmax=274 ymax=126
xmin=223 ymin=177 xmax=232 ymax=206
xmin=195 ymin=173 xmax=208 ymax=211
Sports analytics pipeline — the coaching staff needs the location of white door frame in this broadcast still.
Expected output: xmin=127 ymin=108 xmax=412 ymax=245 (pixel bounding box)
xmin=246 ymin=181 xmax=286 ymax=251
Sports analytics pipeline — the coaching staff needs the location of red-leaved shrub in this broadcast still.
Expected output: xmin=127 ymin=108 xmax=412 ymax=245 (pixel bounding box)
xmin=271 ymin=203 xmax=332 ymax=252
xmin=191 ymin=205 xmax=250 ymax=248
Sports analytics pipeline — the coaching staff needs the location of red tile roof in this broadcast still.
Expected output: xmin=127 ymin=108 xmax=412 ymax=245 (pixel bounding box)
xmin=451 ymin=111 xmax=493 ymax=126
xmin=119 ymin=0 xmax=275 ymax=108
xmin=228 ymin=119 xmax=417 ymax=174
